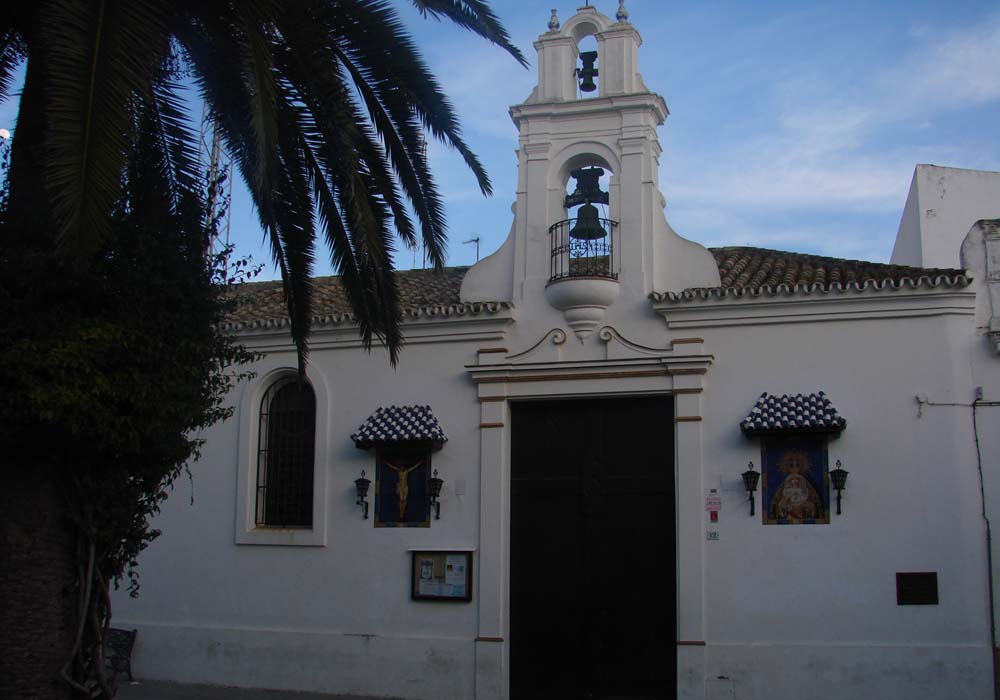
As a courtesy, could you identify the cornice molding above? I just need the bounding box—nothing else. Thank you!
[652,273,972,304]
[467,324,713,390]
[510,92,668,124]
[652,287,975,330]
[221,300,512,333]
[232,306,515,352]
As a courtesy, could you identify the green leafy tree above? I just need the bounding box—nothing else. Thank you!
[0,1,523,698]
[0,105,259,699]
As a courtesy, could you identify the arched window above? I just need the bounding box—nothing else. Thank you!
[255,377,316,527]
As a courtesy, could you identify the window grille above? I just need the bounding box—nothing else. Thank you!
[256,377,316,527]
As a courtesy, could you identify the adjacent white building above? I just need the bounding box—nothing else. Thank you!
[891,164,1000,270]
[113,6,1000,700]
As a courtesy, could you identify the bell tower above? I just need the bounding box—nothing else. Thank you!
[461,3,720,338]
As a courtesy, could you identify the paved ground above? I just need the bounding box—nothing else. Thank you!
[116,680,398,700]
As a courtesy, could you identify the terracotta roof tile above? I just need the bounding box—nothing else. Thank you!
[222,266,512,331]
[651,247,970,302]
[223,246,971,328]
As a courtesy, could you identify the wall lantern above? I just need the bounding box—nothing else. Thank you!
[355,470,371,519]
[741,461,760,516]
[429,469,444,520]
[830,459,849,515]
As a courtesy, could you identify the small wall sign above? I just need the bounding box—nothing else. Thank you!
[705,488,722,512]
[411,551,473,602]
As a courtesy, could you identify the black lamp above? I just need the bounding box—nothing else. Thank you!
[429,469,444,520]
[742,461,760,516]
[355,470,371,519]
[830,459,849,515]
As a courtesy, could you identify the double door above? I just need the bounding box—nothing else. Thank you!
[510,396,676,700]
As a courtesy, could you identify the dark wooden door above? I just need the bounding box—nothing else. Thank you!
[510,396,676,700]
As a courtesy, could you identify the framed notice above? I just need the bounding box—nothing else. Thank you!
[411,551,472,602]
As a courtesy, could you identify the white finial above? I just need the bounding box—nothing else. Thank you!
[616,0,629,22]
[548,8,560,32]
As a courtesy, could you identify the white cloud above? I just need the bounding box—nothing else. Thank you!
[668,205,892,263]
[892,17,1000,106]
[426,38,535,142]
[662,12,1000,259]
[402,5,1000,268]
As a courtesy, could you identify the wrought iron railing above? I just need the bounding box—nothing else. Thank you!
[548,216,619,282]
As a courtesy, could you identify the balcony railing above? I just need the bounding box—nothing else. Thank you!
[548,216,619,282]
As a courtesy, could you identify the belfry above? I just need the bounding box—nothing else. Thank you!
[461,4,720,339]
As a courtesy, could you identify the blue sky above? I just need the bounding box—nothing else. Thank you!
[3,1,998,280]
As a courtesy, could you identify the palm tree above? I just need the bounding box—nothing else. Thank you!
[1,0,525,366]
[0,2,524,697]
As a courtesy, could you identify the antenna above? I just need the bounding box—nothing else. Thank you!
[463,236,481,262]
[199,103,234,266]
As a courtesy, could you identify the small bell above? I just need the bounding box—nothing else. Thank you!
[578,51,598,93]
[570,203,607,240]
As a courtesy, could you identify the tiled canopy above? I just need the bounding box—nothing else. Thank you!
[740,392,847,435]
[352,405,448,449]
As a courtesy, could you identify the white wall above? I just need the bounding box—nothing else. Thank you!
[891,165,1000,269]
[693,305,990,699]
[113,329,497,698]
[114,287,995,700]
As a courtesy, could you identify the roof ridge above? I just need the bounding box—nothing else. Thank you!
[707,245,964,275]
[232,264,472,291]
[226,246,973,321]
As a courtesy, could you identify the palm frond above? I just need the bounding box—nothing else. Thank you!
[124,100,180,232]
[294,88,402,356]
[149,61,203,223]
[268,13,412,355]
[39,0,171,254]
[339,157,403,362]
[178,0,523,364]
[324,39,448,269]
[272,9,419,252]
[0,28,26,105]
[270,106,318,370]
[234,2,282,212]
[410,0,527,67]
[304,145,374,342]
[321,0,493,197]
[174,15,256,201]
[179,11,312,363]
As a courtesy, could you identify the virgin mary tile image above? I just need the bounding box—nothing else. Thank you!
[761,437,830,525]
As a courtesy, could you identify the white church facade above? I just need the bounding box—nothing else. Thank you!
[113,6,1000,700]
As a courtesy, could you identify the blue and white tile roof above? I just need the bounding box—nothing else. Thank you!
[352,405,448,449]
[740,392,847,434]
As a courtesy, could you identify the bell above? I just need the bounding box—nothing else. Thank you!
[570,203,606,240]
[578,51,598,93]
